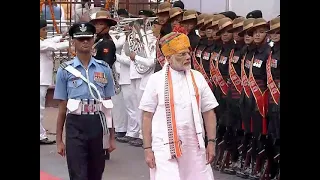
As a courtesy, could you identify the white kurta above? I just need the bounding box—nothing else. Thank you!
[139,67,219,180]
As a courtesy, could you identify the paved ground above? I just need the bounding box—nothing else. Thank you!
[41,108,242,180]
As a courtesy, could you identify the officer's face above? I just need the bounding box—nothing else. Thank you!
[220,25,233,43]
[92,20,110,34]
[270,29,280,43]
[206,27,213,38]
[253,26,268,44]
[167,49,191,71]
[212,26,220,41]
[157,12,170,25]
[232,27,244,42]
[40,27,47,39]
[170,14,183,27]
[244,33,254,44]
[181,19,197,33]
[74,37,94,53]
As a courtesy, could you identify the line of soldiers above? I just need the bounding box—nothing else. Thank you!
[147,2,280,180]
[86,1,280,179]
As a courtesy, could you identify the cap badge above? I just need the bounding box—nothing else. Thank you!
[80,24,87,32]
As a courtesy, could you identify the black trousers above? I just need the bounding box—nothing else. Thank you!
[239,92,253,133]
[66,114,105,180]
[268,103,280,139]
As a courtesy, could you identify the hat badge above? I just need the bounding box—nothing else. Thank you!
[79,24,87,32]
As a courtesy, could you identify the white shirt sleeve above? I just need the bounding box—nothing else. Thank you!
[40,37,69,52]
[116,48,131,65]
[139,74,158,113]
[196,71,219,112]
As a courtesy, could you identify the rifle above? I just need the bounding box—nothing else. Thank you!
[231,129,245,172]
[236,133,253,178]
[219,126,236,174]
[212,125,226,170]
[249,134,272,180]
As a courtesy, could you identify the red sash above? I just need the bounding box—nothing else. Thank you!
[192,50,214,90]
[248,55,268,134]
[266,52,280,105]
[156,41,166,67]
[215,51,229,95]
[209,52,218,86]
[228,49,243,94]
[241,53,251,98]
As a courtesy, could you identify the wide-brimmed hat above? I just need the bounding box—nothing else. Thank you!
[195,13,208,29]
[227,16,245,33]
[200,14,214,31]
[90,11,117,26]
[238,18,255,37]
[266,17,280,33]
[156,2,171,14]
[246,18,269,36]
[180,10,198,23]
[169,7,183,19]
[206,14,226,29]
[216,17,233,36]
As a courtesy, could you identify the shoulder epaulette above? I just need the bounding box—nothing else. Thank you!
[94,59,110,68]
[59,60,73,69]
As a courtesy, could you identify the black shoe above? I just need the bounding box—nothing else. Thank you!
[116,136,134,143]
[104,150,110,160]
[116,132,126,138]
[40,138,56,145]
[129,138,143,147]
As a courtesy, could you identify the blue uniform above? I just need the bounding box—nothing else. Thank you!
[53,57,115,100]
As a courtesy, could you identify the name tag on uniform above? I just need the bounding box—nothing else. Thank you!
[94,72,107,84]
[271,59,278,68]
[219,56,227,64]
[253,59,263,68]
[245,59,251,68]
[232,56,239,63]
[212,52,219,61]
[196,50,202,58]
[202,52,210,60]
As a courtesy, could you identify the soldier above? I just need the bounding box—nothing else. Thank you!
[243,18,272,179]
[194,13,208,38]
[168,7,184,29]
[90,10,117,67]
[219,16,246,174]
[54,22,115,180]
[265,16,280,180]
[90,10,118,160]
[156,1,172,37]
[40,19,69,145]
[199,14,225,92]
[179,10,200,50]
[211,17,235,171]
[235,18,256,178]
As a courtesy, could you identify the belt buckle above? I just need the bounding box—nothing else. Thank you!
[83,104,96,114]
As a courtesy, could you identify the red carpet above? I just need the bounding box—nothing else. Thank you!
[40,171,61,180]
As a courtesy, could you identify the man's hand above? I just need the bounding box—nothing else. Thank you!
[206,142,215,164]
[144,149,156,169]
[108,138,116,153]
[57,141,66,157]
[129,52,136,61]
